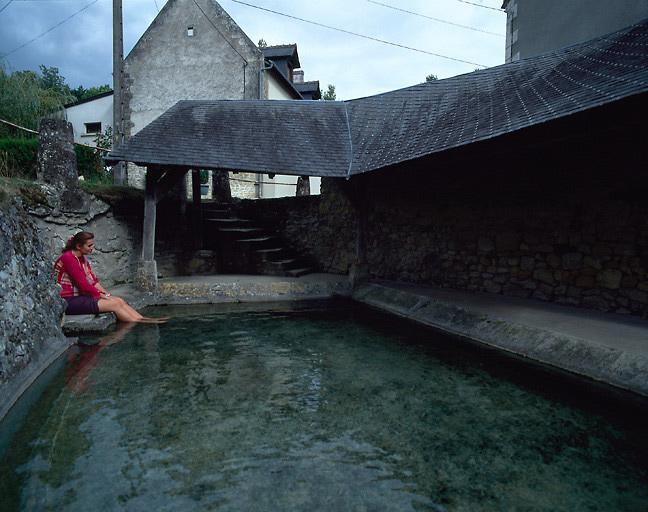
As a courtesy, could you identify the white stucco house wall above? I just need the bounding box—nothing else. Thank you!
[64,91,113,147]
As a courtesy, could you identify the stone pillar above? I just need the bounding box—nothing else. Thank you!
[296,176,310,196]
[191,170,203,249]
[136,168,158,291]
[37,119,77,189]
[136,260,158,292]
[211,170,232,202]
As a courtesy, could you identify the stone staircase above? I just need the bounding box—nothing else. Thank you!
[202,202,314,277]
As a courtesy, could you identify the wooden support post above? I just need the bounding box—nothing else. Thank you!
[191,169,203,249]
[136,167,158,290]
[143,169,157,260]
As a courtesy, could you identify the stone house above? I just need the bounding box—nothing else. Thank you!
[503,0,648,62]
[65,0,321,198]
[107,19,648,317]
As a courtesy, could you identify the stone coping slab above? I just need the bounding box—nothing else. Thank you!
[353,281,648,398]
[58,274,351,335]
[153,273,351,304]
[62,313,117,336]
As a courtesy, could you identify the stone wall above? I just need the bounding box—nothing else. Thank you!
[239,142,648,316]
[229,172,258,199]
[22,185,219,287]
[27,185,142,287]
[238,178,355,274]
[0,196,67,390]
[358,176,648,316]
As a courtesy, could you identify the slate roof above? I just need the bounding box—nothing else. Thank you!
[107,19,648,177]
[262,44,300,69]
[295,80,321,100]
[109,100,351,177]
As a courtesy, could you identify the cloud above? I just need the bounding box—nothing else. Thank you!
[0,0,506,98]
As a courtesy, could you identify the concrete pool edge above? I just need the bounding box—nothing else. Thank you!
[0,335,75,423]
[352,282,648,398]
[153,273,352,304]
[61,273,353,334]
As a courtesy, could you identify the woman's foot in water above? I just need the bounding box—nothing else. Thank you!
[137,318,169,324]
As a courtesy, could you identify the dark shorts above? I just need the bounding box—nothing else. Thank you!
[65,296,100,315]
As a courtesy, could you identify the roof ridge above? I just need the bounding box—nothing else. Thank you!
[343,102,354,179]
[263,43,297,49]
[107,18,648,180]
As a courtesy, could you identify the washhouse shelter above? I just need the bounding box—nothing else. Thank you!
[107,19,648,299]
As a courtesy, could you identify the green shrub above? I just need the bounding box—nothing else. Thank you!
[75,145,112,184]
[0,136,112,184]
[0,137,38,179]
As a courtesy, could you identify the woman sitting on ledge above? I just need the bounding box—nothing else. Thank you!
[55,231,166,323]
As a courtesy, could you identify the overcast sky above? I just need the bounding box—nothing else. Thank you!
[0,0,506,100]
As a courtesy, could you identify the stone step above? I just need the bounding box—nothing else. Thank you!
[285,267,312,277]
[218,227,263,233]
[238,236,276,243]
[202,208,231,215]
[205,218,252,223]
[255,247,284,254]
[268,258,297,266]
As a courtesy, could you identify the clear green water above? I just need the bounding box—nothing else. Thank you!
[1,300,647,512]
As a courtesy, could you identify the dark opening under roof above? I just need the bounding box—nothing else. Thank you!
[107,18,648,177]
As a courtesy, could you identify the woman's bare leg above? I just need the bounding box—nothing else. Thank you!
[98,297,167,323]
[112,297,145,320]
[98,297,142,322]
[110,296,170,321]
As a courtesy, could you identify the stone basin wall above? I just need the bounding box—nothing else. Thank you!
[0,196,67,391]
[358,181,648,316]
[241,151,648,317]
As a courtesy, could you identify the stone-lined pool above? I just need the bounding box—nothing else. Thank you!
[1,300,647,511]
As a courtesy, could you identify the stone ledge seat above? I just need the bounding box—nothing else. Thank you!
[62,313,117,336]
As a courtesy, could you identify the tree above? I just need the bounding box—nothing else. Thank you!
[0,64,111,131]
[70,84,112,102]
[321,84,336,101]
[0,68,42,131]
[257,38,268,49]
[425,73,438,82]
[38,65,72,97]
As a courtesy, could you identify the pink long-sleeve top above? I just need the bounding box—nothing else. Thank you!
[54,251,101,299]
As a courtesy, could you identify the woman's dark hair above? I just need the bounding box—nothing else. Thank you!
[62,231,94,253]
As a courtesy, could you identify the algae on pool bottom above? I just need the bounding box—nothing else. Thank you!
[1,301,647,511]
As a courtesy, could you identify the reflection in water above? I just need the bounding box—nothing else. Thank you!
[65,322,137,394]
[1,302,647,512]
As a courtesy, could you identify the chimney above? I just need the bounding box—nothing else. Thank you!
[293,69,304,83]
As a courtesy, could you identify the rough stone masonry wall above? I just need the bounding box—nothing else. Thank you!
[0,196,67,389]
[361,181,648,316]
[27,188,219,285]
[238,178,356,274]
[240,153,648,317]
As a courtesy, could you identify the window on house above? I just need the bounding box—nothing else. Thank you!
[84,122,101,134]
[187,26,194,37]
